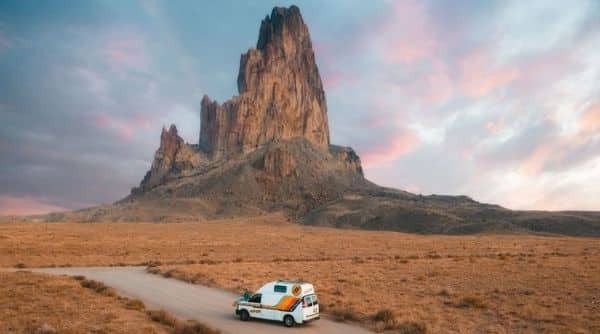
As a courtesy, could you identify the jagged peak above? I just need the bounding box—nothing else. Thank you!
[162,124,178,136]
[256,5,307,51]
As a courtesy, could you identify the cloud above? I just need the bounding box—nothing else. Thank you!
[361,130,419,168]
[458,47,520,97]
[0,195,68,216]
[377,0,437,64]
[0,30,10,53]
[579,102,600,135]
[101,30,149,72]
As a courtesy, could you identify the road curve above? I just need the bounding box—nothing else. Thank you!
[25,266,373,334]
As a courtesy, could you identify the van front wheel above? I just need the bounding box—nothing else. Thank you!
[283,315,295,327]
[239,309,250,321]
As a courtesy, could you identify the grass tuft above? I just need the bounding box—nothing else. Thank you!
[80,279,116,297]
[147,309,220,334]
[125,298,146,311]
[329,307,360,322]
[372,308,395,323]
[395,321,428,334]
[455,296,486,309]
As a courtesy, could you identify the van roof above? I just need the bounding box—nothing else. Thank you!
[276,279,305,284]
[258,281,315,296]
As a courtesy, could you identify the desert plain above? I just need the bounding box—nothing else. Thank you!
[1,213,598,334]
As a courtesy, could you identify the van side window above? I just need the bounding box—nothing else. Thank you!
[274,285,287,293]
[303,295,314,307]
[248,293,262,303]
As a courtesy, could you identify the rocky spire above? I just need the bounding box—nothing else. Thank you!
[199,5,330,159]
[133,124,202,193]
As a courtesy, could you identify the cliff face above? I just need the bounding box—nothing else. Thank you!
[199,6,330,159]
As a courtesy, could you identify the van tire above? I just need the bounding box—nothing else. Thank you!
[239,310,250,321]
[283,315,295,327]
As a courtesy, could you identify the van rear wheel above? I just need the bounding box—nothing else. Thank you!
[239,309,250,321]
[283,315,295,327]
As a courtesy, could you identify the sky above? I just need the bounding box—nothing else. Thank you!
[0,0,599,215]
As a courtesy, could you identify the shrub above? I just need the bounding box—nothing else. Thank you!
[147,309,178,327]
[174,321,221,334]
[455,296,486,309]
[125,298,146,311]
[146,267,161,275]
[32,323,56,334]
[147,310,220,334]
[396,321,428,334]
[14,263,26,269]
[72,275,86,281]
[372,308,395,323]
[437,288,452,297]
[146,260,162,267]
[371,309,427,333]
[329,307,359,322]
[80,279,116,297]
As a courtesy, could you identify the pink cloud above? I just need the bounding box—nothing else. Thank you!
[403,58,454,105]
[518,105,598,176]
[91,114,136,140]
[0,195,68,216]
[362,130,419,168]
[579,102,600,135]
[404,184,421,193]
[380,0,437,64]
[102,31,149,72]
[520,145,556,175]
[485,119,504,134]
[322,71,344,90]
[458,48,520,98]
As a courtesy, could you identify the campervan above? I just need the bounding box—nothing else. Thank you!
[234,280,320,327]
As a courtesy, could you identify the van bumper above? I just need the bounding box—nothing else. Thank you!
[303,315,320,323]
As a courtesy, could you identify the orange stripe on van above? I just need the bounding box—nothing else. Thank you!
[275,296,299,311]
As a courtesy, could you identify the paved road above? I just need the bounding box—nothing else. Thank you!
[26,266,373,334]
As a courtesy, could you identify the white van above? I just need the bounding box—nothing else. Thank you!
[234,280,320,327]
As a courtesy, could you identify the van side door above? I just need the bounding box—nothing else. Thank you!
[246,293,269,320]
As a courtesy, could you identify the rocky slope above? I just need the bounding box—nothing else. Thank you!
[43,6,599,236]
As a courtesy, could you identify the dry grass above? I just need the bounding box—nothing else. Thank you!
[0,271,170,333]
[454,296,486,309]
[329,307,361,322]
[80,278,117,297]
[0,270,218,334]
[1,214,599,333]
[147,310,221,334]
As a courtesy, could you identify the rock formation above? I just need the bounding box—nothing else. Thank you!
[133,125,203,193]
[134,5,360,194]
[199,5,329,159]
